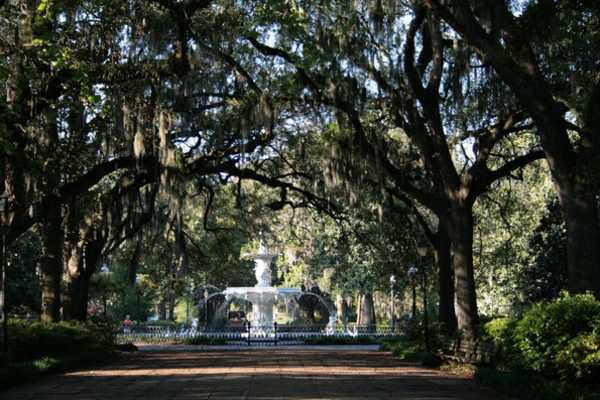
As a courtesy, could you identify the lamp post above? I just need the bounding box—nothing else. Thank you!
[0,193,9,364]
[417,246,430,353]
[99,264,111,317]
[389,274,396,333]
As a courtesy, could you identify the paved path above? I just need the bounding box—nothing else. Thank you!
[4,348,502,400]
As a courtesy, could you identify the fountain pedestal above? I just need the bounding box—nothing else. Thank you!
[223,242,301,330]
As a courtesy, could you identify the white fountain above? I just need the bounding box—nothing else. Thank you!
[222,241,302,328]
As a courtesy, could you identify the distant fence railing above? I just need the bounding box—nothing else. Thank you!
[116,323,401,345]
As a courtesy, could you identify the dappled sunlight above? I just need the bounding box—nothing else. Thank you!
[4,350,495,400]
[66,363,454,378]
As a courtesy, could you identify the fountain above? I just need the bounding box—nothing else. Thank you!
[222,241,303,329]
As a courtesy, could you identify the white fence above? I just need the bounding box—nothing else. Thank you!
[116,323,401,345]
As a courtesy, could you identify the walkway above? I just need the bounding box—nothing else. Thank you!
[4,348,502,400]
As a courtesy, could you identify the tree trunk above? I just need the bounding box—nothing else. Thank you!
[335,294,348,325]
[424,3,600,297]
[63,273,87,321]
[435,224,457,333]
[449,205,479,338]
[168,297,176,321]
[128,239,141,286]
[157,300,167,320]
[40,202,63,322]
[560,180,600,296]
[62,245,83,321]
[359,293,376,329]
[536,122,600,297]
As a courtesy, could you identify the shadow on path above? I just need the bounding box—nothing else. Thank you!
[3,349,502,400]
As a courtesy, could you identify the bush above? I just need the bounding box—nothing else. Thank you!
[482,317,513,344]
[137,320,180,327]
[4,319,115,363]
[114,342,138,352]
[481,317,518,366]
[183,336,227,345]
[555,332,600,382]
[0,351,114,390]
[303,336,378,345]
[511,292,600,382]
[475,367,600,400]
[380,337,442,366]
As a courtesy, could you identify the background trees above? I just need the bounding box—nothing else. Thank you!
[0,0,596,343]
[423,0,600,297]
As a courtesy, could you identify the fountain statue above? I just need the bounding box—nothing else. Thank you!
[222,240,303,329]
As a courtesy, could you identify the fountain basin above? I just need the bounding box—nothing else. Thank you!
[223,287,302,327]
[223,287,302,300]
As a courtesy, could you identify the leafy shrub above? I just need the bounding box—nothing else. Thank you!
[183,336,227,345]
[114,342,138,352]
[0,351,114,390]
[481,317,519,366]
[303,336,378,345]
[511,292,600,382]
[482,317,513,344]
[555,332,600,382]
[137,320,180,327]
[5,319,115,363]
[475,367,600,400]
[380,337,435,364]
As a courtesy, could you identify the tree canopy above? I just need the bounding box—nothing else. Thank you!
[1,0,598,340]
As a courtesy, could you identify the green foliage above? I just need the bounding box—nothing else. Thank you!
[5,319,115,363]
[512,292,600,381]
[484,293,600,383]
[0,319,115,390]
[474,295,600,398]
[481,317,513,345]
[518,199,568,303]
[137,320,180,327]
[182,336,228,346]
[481,317,520,367]
[0,352,114,391]
[475,367,600,400]
[380,337,441,366]
[555,332,600,382]
[302,336,378,345]
[6,231,42,316]
[473,160,554,316]
[114,343,138,352]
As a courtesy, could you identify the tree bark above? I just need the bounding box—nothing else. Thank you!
[62,246,83,321]
[40,202,62,322]
[359,293,376,330]
[434,224,457,333]
[561,182,600,295]
[335,294,348,325]
[62,239,101,321]
[157,300,167,320]
[168,298,176,321]
[448,205,478,338]
[128,239,141,287]
[424,0,600,297]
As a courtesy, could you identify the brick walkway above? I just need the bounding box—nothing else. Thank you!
[4,348,502,399]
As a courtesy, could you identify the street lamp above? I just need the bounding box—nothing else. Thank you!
[389,274,396,333]
[0,193,9,364]
[99,264,111,317]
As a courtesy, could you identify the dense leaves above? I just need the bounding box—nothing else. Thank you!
[483,293,600,383]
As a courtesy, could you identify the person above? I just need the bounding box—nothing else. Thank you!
[123,315,133,333]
